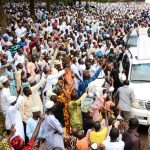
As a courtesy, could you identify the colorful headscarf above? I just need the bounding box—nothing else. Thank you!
[11,136,24,149]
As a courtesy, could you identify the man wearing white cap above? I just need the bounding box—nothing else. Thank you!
[43,100,64,150]
[7,89,24,140]
[26,106,44,140]
[0,76,11,115]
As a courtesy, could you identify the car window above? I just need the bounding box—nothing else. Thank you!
[128,36,137,46]
[131,63,150,82]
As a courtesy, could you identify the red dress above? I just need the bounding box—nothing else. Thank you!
[23,140,35,150]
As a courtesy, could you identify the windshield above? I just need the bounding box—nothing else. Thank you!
[131,63,150,82]
[127,36,137,46]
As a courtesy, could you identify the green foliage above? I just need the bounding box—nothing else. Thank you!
[95,0,114,2]
[67,0,73,5]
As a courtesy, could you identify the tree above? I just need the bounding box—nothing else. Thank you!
[0,0,7,33]
[64,0,68,5]
[30,0,36,22]
[46,0,51,12]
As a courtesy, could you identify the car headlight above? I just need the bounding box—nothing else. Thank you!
[145,101,150,110]
[132,100,146,110]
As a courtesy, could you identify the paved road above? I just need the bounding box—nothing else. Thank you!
[138,125,149,150]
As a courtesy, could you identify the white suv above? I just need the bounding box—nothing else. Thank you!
[120,35,150,125]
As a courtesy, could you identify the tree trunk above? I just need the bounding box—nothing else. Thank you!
[46,0,51,12]
[0,0,7,33]
[64,0,68,5]
[30,0,36,22]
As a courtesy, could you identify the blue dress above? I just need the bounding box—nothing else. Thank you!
[6,71,17,96]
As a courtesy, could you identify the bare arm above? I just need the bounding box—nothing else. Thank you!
[136,28,139,37]
[104,111,108,127]
[114,91,119,106]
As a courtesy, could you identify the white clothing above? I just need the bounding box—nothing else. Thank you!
[78,64,86,76]
[15,28,22,38]
[26,118,44,140]
[14,53,25,67]
[43,114,64,150]
[34,74,41,83]
[43,70,65,92]
[88,79,105,96]
[105,49,110,55]
[15,27,27,38]
[103,140,125,150]
[90,64,99,76]
[71,64,81,90]
[1,87,11,130]
[1,87,11,114]
[98,69,105,78]
[46,26,53,34]
[38,60,48,70]
[7,96,24,140]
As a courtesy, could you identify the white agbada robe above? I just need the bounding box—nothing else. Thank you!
[90,64,99,77]
[43,70,65,93]
[26,118,44,140]
[1,87,11,115]
[1,87,11,130]
[71,63,82,90]
[78,64,86,77]
[15,28,22,38]
[43,114,64,150]
[7,96,24,140]
[14,53,25,67]
[15,27,27,38]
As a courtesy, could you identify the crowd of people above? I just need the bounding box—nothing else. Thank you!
[0,1,150,150]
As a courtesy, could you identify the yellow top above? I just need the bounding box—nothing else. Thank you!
[90,127,108,144]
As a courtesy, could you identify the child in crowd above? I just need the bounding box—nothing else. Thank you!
[76,130,89,150]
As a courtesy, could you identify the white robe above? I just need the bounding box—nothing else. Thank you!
[26,118,44,140]
[43,114,64,150]
[71,64,82,90]
[43,70,65,93]
[7,96,24,141]
[1,87,11,130]
[1,87,11,115]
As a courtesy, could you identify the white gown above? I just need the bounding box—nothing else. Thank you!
[7,96,25,141]
[1,87,11,130]
[71,64,82,90]
[43,114,64,150]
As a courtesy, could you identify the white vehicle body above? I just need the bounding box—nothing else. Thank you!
[145,0,150,4]
[121,33,150,125]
